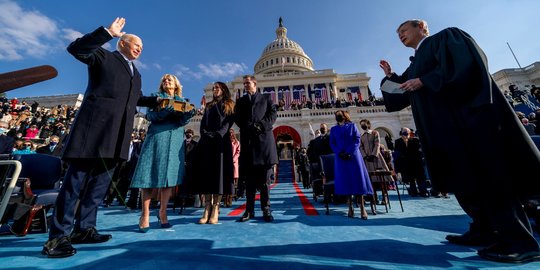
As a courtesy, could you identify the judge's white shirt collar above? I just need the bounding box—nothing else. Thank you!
[416,36,427,50]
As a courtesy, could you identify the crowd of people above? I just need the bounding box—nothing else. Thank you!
[276,95,385,111]
[2,17,539,264]
[0,96,77,157]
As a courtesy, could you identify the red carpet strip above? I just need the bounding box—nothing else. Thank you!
[227,182,279,217]
[293,182,319,216]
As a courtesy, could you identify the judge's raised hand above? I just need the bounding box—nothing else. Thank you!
[379,60,392,77]
[107,17,126,38]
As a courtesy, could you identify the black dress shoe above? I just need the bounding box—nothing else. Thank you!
[445,230,493,246]
[263,210,274,222]
[238,212,254,222]
[478,244,540,263]
[42,236,77,258]
[70,227,112,244]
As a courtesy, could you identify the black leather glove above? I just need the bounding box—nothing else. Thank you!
[250,122,264,135]
[339,152,352,160]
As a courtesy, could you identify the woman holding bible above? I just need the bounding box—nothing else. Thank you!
[130,74,195,232]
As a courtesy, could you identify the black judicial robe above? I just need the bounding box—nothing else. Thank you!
[381,27,540,196]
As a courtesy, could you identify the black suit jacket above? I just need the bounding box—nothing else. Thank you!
[393,137,423,174]
[62,27,157,161]
[0,135,14,155]
[307,134,332,165]
[234,92,278,167]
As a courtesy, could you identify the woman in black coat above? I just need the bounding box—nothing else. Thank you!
[194,82,235,224]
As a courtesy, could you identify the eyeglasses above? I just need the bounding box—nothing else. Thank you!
[23,144,32,146]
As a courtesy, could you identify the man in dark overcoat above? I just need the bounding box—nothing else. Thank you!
[380,19,540,263]
[42,18,158,258]
[393,127,428,197]
[234,75,278,222]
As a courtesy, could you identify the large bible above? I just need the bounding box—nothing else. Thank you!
[159,99,194,112]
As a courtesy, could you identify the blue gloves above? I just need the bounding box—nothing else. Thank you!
[157,105,175,119]
[147,106,174,121]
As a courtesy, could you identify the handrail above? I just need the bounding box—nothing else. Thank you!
[0,160,22,223]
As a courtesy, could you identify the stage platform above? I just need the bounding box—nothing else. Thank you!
[1,181,539,269]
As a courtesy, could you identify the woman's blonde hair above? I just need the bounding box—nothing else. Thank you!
[158,74,183,96]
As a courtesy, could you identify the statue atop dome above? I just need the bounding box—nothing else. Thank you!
[279,17,283,27]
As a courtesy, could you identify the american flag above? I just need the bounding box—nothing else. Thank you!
[348,86,361,101]
[313,84,327,103]
[292,85,304,101]
[293,89,301,100]
[263,87,276,104]
[329,83,335,102]
[284,89,291,109]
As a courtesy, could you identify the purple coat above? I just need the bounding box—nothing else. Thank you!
[330,122,373,195]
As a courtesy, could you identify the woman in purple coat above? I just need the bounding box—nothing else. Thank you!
[329,110,373,219]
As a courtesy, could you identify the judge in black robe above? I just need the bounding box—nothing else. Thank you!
[380,19,540,263]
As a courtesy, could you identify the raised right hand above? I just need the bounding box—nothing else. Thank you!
[379,60,392,77]
[107,17,126,37]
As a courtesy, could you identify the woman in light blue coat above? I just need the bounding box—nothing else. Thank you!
[131,74,195,231]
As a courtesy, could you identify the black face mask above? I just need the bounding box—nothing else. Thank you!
[360,125,368,130]
[402,131,409,136]
[335,115,344,123]
[320,128,327,134]
[186,134,193,139]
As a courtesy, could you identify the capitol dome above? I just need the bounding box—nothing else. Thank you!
[254,18,314,74]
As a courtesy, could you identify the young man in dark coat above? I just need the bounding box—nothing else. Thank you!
[234,75,278,222]
[380,19,540,263]
[42,18,158,258]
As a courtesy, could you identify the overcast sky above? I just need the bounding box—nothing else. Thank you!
[2,0,539,105]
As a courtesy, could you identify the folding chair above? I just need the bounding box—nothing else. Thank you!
[319,154,336,215]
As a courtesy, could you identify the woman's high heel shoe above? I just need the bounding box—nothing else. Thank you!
[361,210,368,220]
[347,205,354,218]
[157,212,172,228]
[139,217,150,233]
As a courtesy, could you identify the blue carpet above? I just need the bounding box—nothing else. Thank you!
[1,181,539,269]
